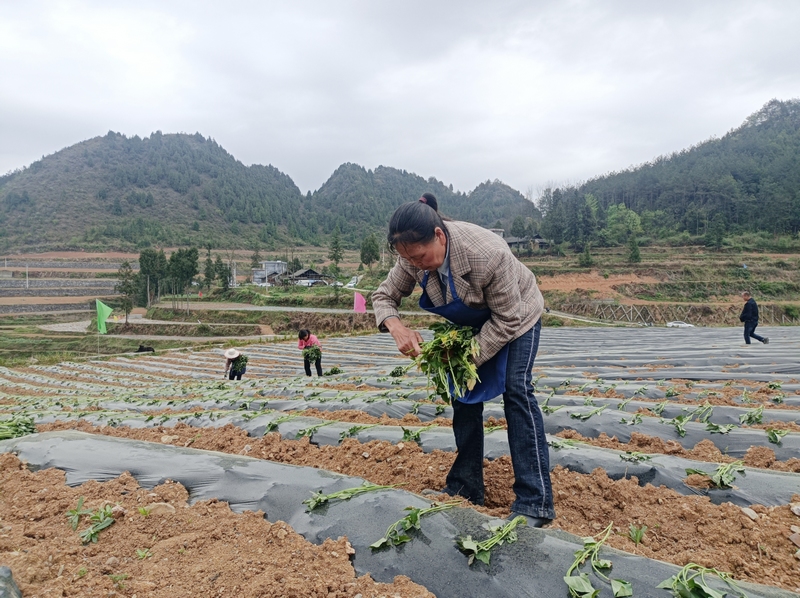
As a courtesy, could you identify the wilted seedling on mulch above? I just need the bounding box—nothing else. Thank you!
[264,413,298,433]
[766,380,782,390]
[304,482,401,512]
[628,524,647,545]
[414,322,480,404]
[295,421,334,439]
[564,522,632,598]
[657,562,748,598]
[766,428,789,445]
[685,460,745,489]
[339,423,377,441]
[705,422,737,434]
[371,501,459,550]
[324,366,344,375]
[771,392,785,404]
[66,497,93,530]
[684,402,714,423]
[619,451,652,463]
[78,504,116,544]
[401,424,438,443]
[617,397,633,410]
[582,396,595,406]
[484,425,505,434]
[0,415,35,439]
[661,414,690,437]
[571,405,607,421]
[542,404,564,415]
[620,413,642,426]
[739,405,764,425]
[548,438,582,450]
[653,400,669,414]
[457,515,526,566]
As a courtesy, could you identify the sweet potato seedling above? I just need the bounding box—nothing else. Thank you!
[685,461,745,489]
[457,515,526,566]
[564,522,632,598]
[657,562,749,597]
[303,482,401,512]
[370,501,459,550]
[766,428,789,444]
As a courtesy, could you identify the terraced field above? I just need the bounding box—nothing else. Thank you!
[1,326,800,597]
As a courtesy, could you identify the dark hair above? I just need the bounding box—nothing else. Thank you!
[387,194,446,249]
[298,329,310,339]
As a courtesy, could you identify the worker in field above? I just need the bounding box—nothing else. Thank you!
[223,348,248,380]
[298,329,323,376]
[372,193,554,528]
[739,291,768,345]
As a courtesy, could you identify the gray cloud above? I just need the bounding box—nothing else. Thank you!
[1,1,798,195]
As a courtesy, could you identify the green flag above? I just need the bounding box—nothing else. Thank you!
[96,299,113,334]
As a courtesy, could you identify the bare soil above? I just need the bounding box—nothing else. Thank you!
[14,420,800,595]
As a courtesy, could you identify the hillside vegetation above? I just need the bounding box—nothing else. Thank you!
[539,99,800,250]
[0,133,536,252]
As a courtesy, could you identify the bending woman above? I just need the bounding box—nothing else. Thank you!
[372,194,555,527]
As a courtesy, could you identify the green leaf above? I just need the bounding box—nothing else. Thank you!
[611,579,633,597]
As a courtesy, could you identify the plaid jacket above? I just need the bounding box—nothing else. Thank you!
[372,220,544,366]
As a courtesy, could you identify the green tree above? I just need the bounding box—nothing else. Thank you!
[214,255,230,291]
[627,235,641,263]
[328,227,343,278]
[168,248,199,312]
[250,245,262,269]
[705,213,726,249]
[578,244,594,268]
[138,248,167,306]
[204,246,215,290]
[360,234,380,270]
[115,261,138,324]
[329,227,343,265]
[510,216,527,238]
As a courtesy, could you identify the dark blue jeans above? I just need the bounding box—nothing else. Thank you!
[743,320,765,344]
[444,320,555,520]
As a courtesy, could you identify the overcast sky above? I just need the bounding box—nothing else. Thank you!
[1,1,799,196]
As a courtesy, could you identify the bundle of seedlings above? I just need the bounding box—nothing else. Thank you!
[302,345,322,362]
[415,322,480,404]
[0,415,35,439]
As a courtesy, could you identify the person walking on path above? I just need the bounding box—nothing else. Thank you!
[371,193,555,528]
[740,291,768,345]
[298,329,323,376]
[224,348,248,380]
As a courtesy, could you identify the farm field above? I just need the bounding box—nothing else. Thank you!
[1,326,800,597]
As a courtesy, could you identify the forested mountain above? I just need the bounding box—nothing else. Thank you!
[540,99,800,248]
[0,132,537,251]
[307,164,539,245]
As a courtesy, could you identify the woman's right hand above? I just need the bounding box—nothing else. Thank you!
[384,318,423,358]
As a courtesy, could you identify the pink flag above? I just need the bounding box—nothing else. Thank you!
[354,292,367,313]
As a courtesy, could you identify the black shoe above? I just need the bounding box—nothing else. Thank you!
[763,338,769,344]
[508,512,552,528]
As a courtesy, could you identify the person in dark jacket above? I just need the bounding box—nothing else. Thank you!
[739,291,768,345]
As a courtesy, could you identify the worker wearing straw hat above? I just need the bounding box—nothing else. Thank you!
[224,348,248,380]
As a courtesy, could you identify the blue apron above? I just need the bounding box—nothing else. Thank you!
[419,269,509,404]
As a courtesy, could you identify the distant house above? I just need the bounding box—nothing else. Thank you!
[504,235,530,251]
[531,234,550,250]
[290,268,324,281]
[488,228,505,238]
[251,260,287,286]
